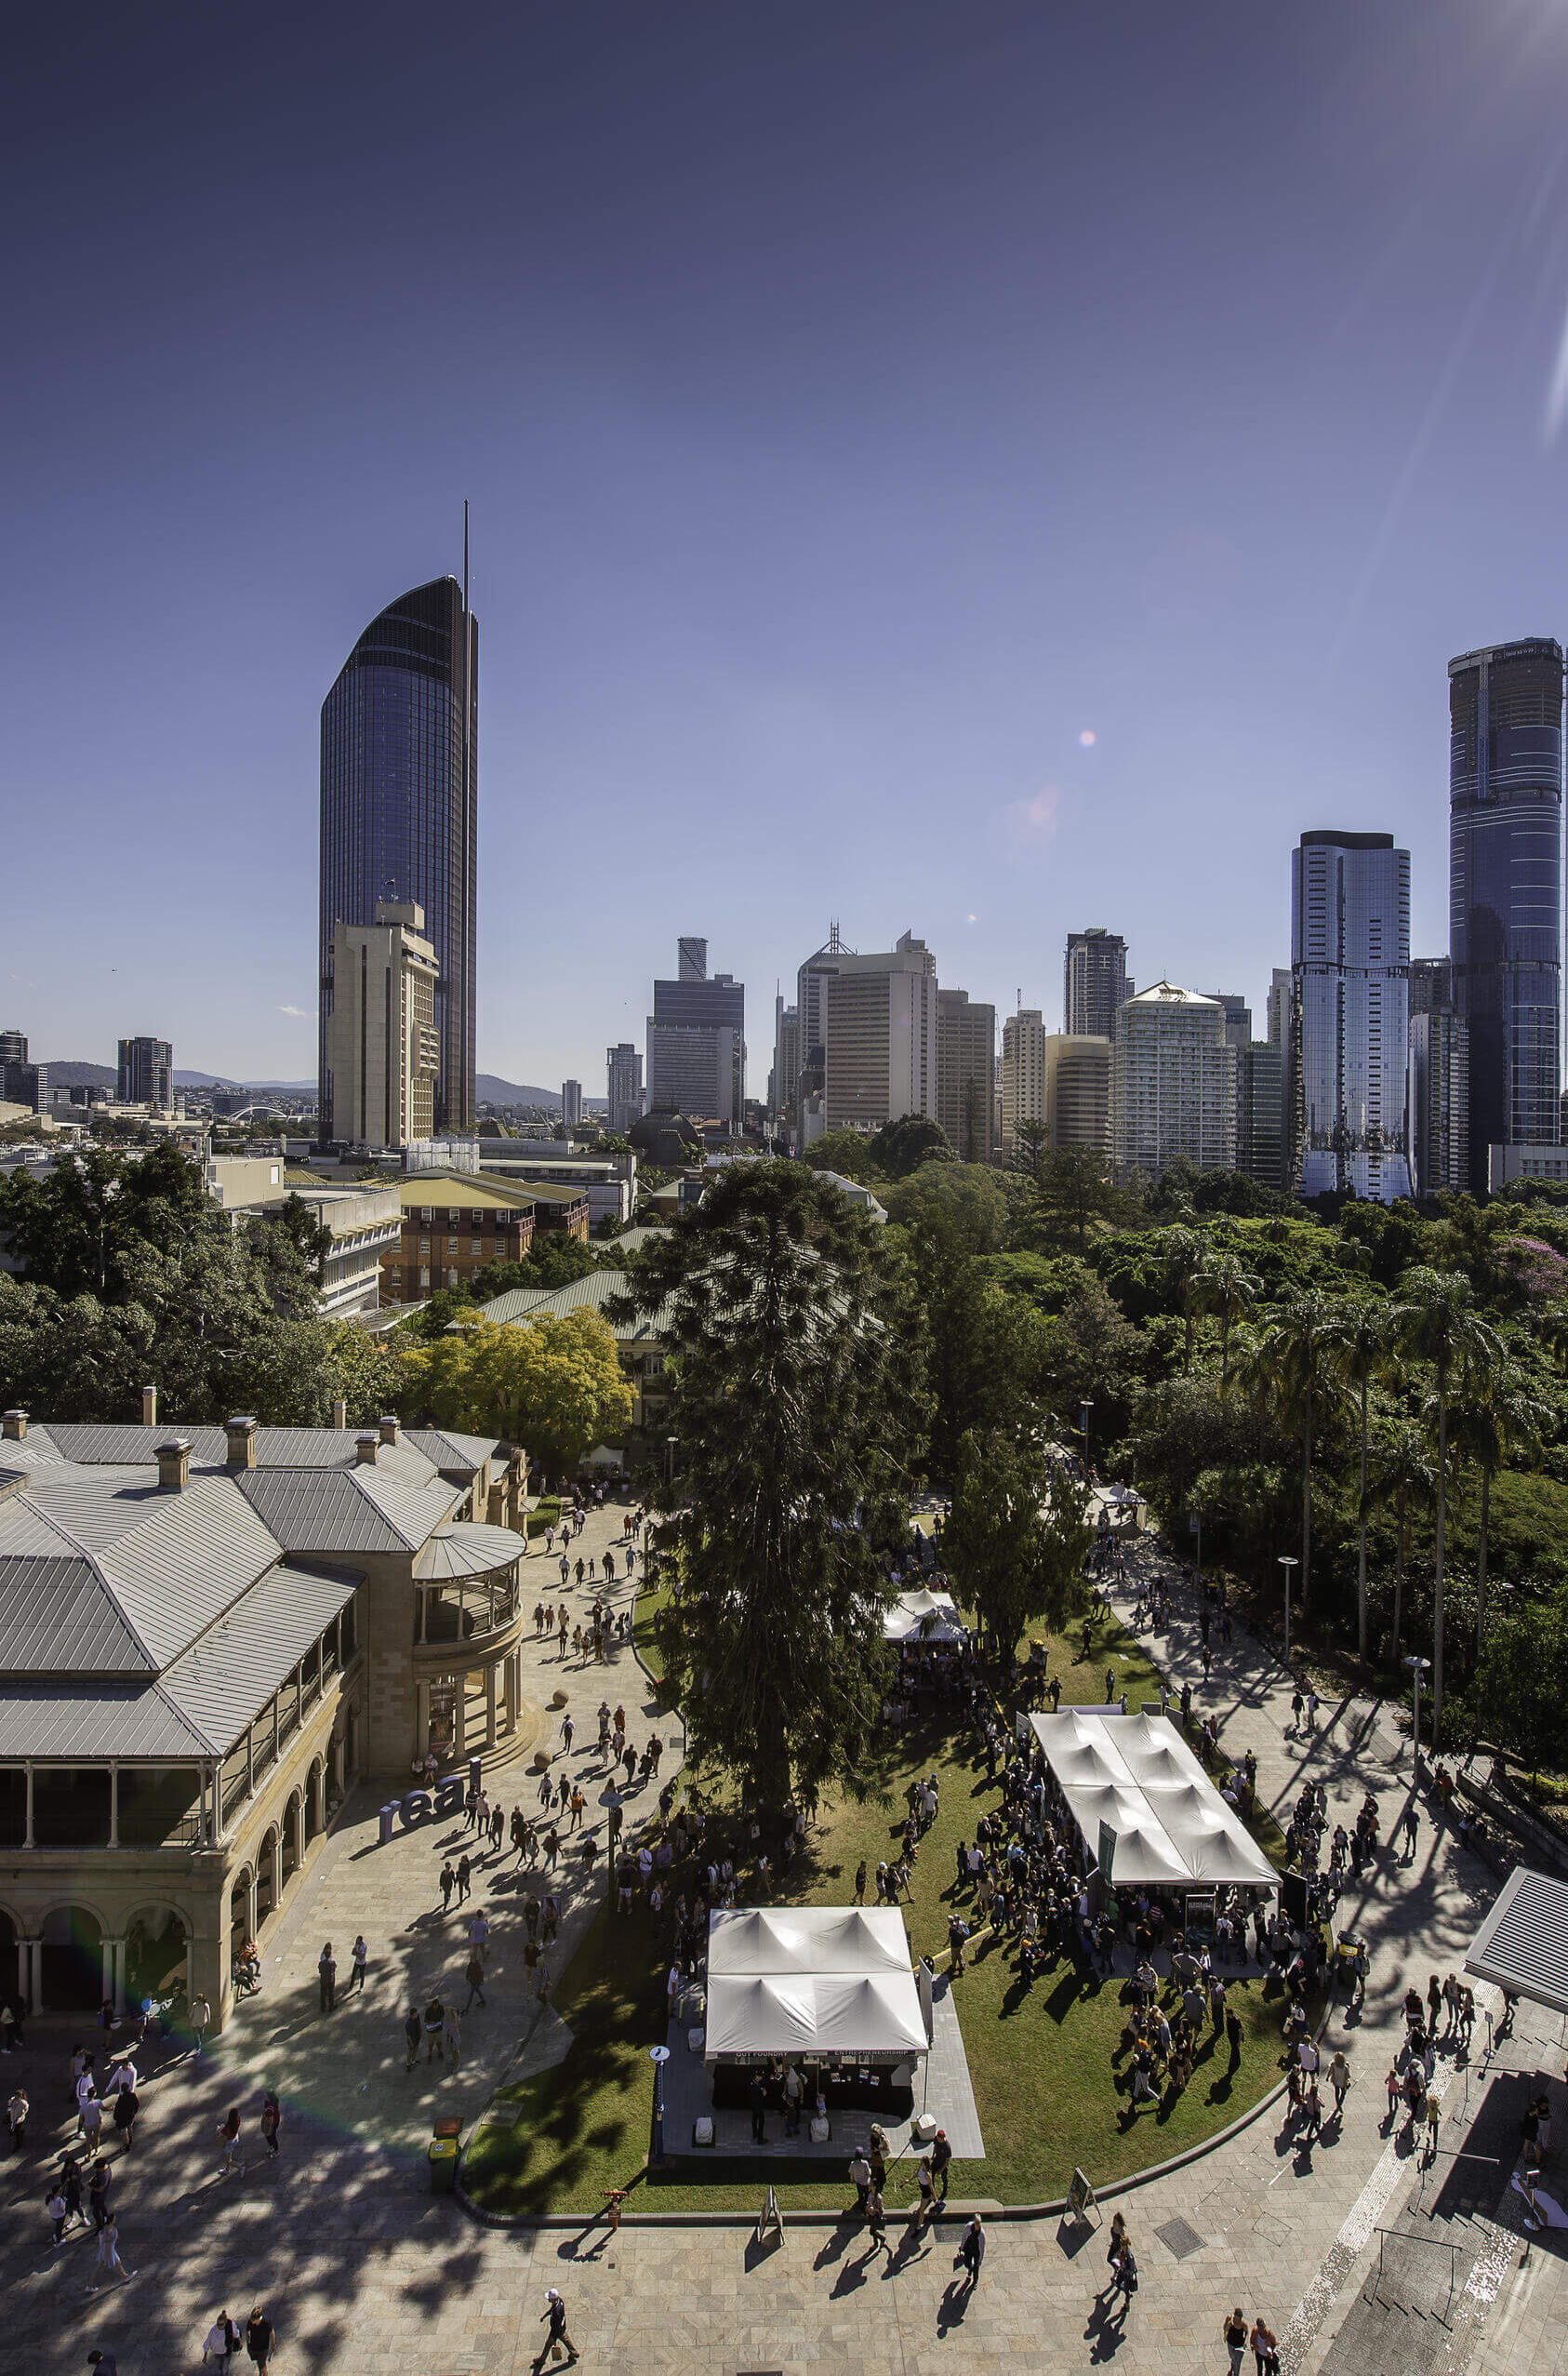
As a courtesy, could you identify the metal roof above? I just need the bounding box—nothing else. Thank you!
[1465,1865,1568,2017]
[0,1552,150,1675]
[161,1562,358,1753]
[404,1427,506,1471]
[477,1268,665,1338]
[237,1467,457,1554]
[0,1679,213,1759]
[41,1422,441,1488]
[0,1469,279,1674]
[412,1522,525,1581]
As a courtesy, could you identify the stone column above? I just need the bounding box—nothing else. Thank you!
[100,1937,114,2007]
[485,1662,498,1751]
[108,1764,119,1848]
[26,1939,42,2016]
[23,1764,33,1849]
[416,1680,430,1763]
[454,1680,467,1761]
[111,1938,126,2018]
[246,1867,258,1944]
[313,1761,327,1836]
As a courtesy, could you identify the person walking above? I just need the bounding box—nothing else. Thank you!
[456,1854,472,1903]
[748,2074,766,2145]
[218,2105,243,2177]
[468,1909,491,1969]
[959,2212,986,2284]
[88,2157,112,2230]
[930,2127,952,2204]
[1328,2050,1351,2113]
[190,1994,211,2055]
[537,2288,577,2368]
[349,1935,368,1994]
[440,1862,455,1914]
[317,1942,336,2013]
[246,2305,275,2367]
[1251,2315,1279,2373]
[1224,2307,1249,2375]
[47,2183,68,2247]
[404,2006,422,2070]
[259,2090,281,2161]
[866,2183,887,2251]
[203,2312,243,2365]
[849,2151,870,2212]
[112,2079,139,2151]
[86,2211,134,2290]
[7,2082,28,2149]
[853,1859,868,1906]
[914,2154,936,2231]
[443,1999,463,2070]
[463,1950,486,2011]
[1403,1804,1420,1860]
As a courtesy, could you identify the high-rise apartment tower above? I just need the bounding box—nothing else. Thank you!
[1290,830,1412,1202]
[1065,929,1129,1039]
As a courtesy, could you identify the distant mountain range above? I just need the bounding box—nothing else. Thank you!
[42,1061,602,1110]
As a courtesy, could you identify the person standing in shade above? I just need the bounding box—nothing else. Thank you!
[47,2183,67,2246]
[440,1862,455,1915]
[748,2073,766,2145]
[7,2083,28,2149]
[317,1943,336,2013]
[463,1950,486,2012]
[404,2006,422,2069]
[246,2305,274,2367]
[218,2106,242,2176]
[349,1936,368,1994]
[259,2090,281,2161]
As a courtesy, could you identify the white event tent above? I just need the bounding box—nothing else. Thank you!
[703,1906,929,2064]
[884,1585,965,1644]
[1027,1710,1276,1893]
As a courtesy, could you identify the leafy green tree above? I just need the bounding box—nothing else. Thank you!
[943,1429,1092,1659]
[1433,1196,1515,1303]
[1163,1226,1211,1373]
[1024,1147,1126,1254]
[1005,1118,1051,1190]
[869,1114,954,1179]
[400,1310,631,1471]
[612,1162,929,1809]
[918,1247,1048,1480]
[1332,1297,1400,1661]
[1448,1360,1546,1655]
[884,1160,1010,1254]
[1474,1601,1568,1786]
[1394,1266,1502,1735]
[801,1129,890,1186]
[1235,1289,1347,1611]
[0,1141,215,1301]
[1196,1248,1261,1388]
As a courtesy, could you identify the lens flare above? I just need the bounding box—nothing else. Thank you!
[1078,729,1096,748]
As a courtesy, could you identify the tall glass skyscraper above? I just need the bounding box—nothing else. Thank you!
[319,576,477,1138]
[1290,830,1412,1202]
[1449,638,1564,1188]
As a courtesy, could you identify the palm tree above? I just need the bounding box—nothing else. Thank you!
[1163,1226,1210,1373]
[1448,1359,1546,1656]
[1365,1420,1436,1663]
[1241,1289,1347,1613]
[1198,1248,1262,1389]
[1393,1266,1502,1739]
[1331,1297,1400,1663]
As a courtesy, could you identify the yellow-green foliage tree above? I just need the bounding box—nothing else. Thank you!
[401,1311,632,1475]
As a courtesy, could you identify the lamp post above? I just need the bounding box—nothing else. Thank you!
[649,2042,670,2164]
[1404,1654,1431,1776]
[1278,1555,1298,1672]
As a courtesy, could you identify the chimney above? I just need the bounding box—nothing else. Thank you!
[378,1413,400,1448]
[354,1433,379,1467]
[2,1408,26,1442]
[156,1438,192,1492]
[331,1396,348,1432]
[141,1384,159,1429]
[225,1414,259,1469]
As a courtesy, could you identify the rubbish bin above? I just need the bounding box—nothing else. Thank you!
[429,2134,459,2196]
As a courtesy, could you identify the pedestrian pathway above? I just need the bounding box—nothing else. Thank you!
[1,1498,1561,2375]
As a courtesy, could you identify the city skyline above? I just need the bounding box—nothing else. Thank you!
[11,7,1568,1082]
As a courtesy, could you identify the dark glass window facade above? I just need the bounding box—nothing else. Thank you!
[1449,639,1563,1189]
[319,577,476,1136]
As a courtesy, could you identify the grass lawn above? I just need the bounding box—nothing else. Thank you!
[632,1578,671,1687]
[464,1604,1306,2218]
[526,1495,564,1539]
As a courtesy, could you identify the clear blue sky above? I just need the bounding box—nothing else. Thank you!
[8,2,1568,1085]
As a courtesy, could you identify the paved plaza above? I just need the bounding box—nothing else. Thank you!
[1,1499,1564,2374]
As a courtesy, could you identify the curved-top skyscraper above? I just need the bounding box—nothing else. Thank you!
[1449,638,1563,1189]
[319,575,477,1138]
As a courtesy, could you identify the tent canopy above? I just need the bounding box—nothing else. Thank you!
[704,1902,926,2063]
[1465,1865,1568,2017]
[884,1585,964,1643]
[1028,1710,1275,1891]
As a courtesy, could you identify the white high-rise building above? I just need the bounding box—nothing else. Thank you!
[1001,1008,1046,1155]
[1291,830,1412,1201]
[1112,982,1237,1180]
[1043,1034,1112,1155]
[562,1079,583,1128]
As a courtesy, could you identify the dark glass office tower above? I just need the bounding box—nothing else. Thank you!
[320,576,477,1136]
[1449,638,1564,1188]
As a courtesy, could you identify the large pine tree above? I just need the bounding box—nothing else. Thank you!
[615,1162,928,1811]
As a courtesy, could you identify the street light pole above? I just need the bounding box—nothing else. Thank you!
[1404,1654,1431,1776]
[649,2043,670,2164]
[1278,1555,1299,1672]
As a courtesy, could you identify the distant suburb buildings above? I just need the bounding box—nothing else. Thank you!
[319,574,477,1142]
